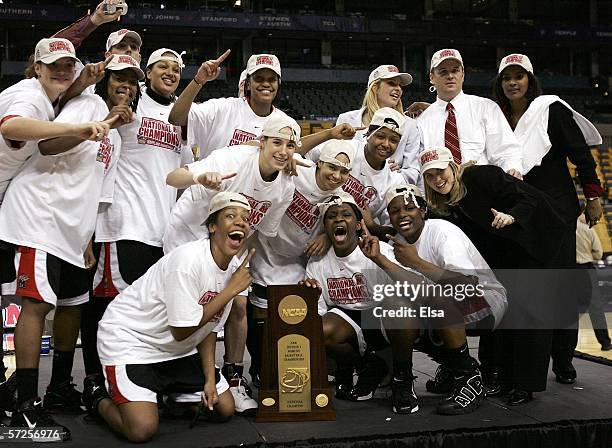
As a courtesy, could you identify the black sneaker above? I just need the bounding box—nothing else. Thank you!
[349,353,388,401]
[391,372,419,414]
[82,373,109,417]
[0,372,17,417]
[43,379,83,412]
[10,398,71,441]
[436,368,484,415]
[334,366,354,401]
[249,369,261,389]
[425,365,453,394]
[482,367,501,396]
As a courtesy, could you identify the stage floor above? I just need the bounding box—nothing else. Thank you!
[3,339,610,448]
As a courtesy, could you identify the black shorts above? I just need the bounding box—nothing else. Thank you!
[0,241,16,285]
[12,246,89,306]
[93,240,164,298]
[326,306,388,355]
[103,353,228,405]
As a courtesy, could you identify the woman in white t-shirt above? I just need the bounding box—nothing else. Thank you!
[304,192,425,414]
[0,53,137,436]
[88,48,192,379]
[0,37,110,390]
[335,64,421,184]
[164,114,300,407]
[84,192,254,443]
[385,184,506,415]
[324,107,406,239]
[245,140,355,386]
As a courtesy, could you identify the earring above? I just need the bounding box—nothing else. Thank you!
[429,85,436,93]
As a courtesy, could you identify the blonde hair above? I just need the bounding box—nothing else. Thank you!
[361,79,404,125]
[424,161,476,213]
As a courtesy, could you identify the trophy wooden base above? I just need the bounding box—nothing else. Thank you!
[255,285,336,422]
[256,387,336,422]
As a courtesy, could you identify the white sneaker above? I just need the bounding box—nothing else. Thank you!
[229,379,257,415]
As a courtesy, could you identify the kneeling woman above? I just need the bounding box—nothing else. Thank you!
[304,193,426,414]
[385,184,507,413]
[87,193,254,443]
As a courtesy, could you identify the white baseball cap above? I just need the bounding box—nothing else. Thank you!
[245,54,281,78]
[369,107,406,137]
[368,65,413,87]
[498,53,534,74]
[238,69,247,97]
[146,48,185,69]
[106,54,145,80]
[34,38,81,65]
[105,29,143,52]
[318,192,360,217]
[208,192,251,215]
[430,49,463,71]
[419,147,454,173]
[385,184,425,209]
[261,115,301,143]
[319,140,356,170]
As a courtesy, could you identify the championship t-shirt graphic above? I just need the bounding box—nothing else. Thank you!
[137,118,181,153]
[96,137,114,173]
[229,129,257,146]
[342,175,377,209]
[198,291,225,322]
[241,193,272,227]
[285,190,319,234]
[327,273,368,305]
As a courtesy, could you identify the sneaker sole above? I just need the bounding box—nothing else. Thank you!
[355,391,374,401]
[393,404,419,414]
[436,398,484,415]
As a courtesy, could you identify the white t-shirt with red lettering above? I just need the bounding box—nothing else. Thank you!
[95,90,192,247]
[340,143,404,225]
[97,238,237,365]
[306,242,398,313]
[0,78,55,203]
[0,94,119,268]
[163,145,295,253]
[187,97,289,159]
[250,163,340,295]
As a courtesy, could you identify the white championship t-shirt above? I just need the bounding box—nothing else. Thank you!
[97,238,238,365]
[250,162,340,290]
[95,90,192,247]
[306,242,400,313]
[339,142,404,225]
[0,94,120,268]
[187,97,288,159]
[407,219,507,326]
[163,145,295,253]
[0,78,55,203]
[416,91,522,172]
[335,108,421,185]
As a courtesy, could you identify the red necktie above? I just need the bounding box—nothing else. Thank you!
[444,103,461,164]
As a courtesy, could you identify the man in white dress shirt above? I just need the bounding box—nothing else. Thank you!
[417,49,523,179]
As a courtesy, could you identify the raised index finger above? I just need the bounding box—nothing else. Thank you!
[102,54,113,68]
[215,49,231,64]
[353,126,367,131]
[360,219,371,237]
[385,233,405,246]
[240,248,256,268]
[221,172,237,180]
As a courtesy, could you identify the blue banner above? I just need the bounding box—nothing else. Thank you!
[0,5,366,33]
